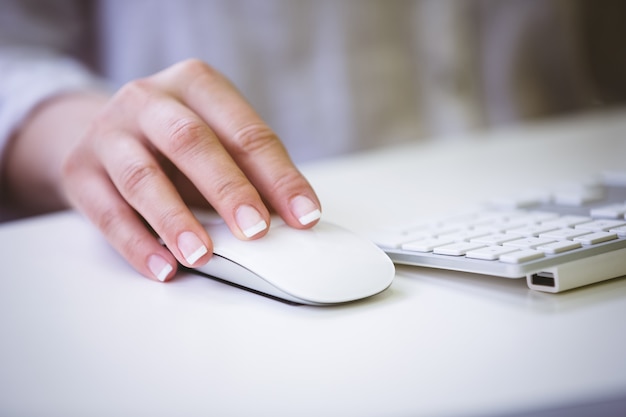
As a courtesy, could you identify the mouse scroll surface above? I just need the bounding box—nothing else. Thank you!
[192,218,395,305]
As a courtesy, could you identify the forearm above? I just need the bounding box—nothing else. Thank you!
[2,92,109,214]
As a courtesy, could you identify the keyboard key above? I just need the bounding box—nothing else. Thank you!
[506,224,559,237]
[591,203,626,219]
[524,211,561,223]
[539,228,592,240]
[500,249,545,264]
[610,225,626,237]
[473,220,527,234]
[466,246,519,260]
[504,237,556,249]
[575,220,626,232]
[471,233,520,245]
[402,238,454,253]
[437,230,491,242]
[552,186,605,206]
[433,242,486,256]
[372,230,434,249]
[537,240,582,254]
[479,209,527,221]
[540,215,592,229]
[428,224,464,236]
[574,231,618,245]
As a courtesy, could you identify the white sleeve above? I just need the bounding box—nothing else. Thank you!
[0,47,107,154]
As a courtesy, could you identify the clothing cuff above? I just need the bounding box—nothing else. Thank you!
[0,50,109,194]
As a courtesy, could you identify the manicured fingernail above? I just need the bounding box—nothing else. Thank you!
[236,205,267,238]
[148,254,173,282]
[177,231,208,265]
[290,195,321,225]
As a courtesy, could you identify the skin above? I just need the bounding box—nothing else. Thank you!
[3,59,321,282]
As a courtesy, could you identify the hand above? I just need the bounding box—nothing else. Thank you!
[18,59,321,281]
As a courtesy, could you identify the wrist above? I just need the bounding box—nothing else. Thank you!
[2,91,109,215]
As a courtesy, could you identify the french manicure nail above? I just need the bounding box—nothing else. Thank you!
[177,231,208,265]
[290,195,321,225]
[148,254,173,282]
[236,205,268,238]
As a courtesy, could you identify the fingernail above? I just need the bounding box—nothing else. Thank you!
[148,254,173,282]
[290,195,321,225]
[177,231,208,265]
[236,205,268,238]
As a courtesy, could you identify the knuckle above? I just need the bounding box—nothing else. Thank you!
[95,207,160,269]
[94,205,125,237]
[212,175,252,203]
[267,169,308,195]
[115,78,154,104]
[119,231,147,260]
[156,59,226,93]
[114,228,155,266]
[61,151,81,182]
[93,207,152,265]
[164,117,210,158]
[180,58,215,75]
[231,123,278,156]
[154,206,188,233]
[97,78,155,126]
[172,59,221,82]
[118,160,160,196]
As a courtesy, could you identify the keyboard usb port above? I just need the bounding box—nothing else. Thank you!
[531,271,555,287]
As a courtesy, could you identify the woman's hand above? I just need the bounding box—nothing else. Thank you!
[6,59,321,281]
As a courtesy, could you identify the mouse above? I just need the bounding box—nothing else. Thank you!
[188,213,395,305]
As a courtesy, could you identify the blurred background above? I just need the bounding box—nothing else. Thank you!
[1,0,626,221]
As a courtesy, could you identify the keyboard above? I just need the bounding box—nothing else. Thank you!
[372,172,626,293]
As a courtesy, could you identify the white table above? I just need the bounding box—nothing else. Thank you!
[2,110,626,416]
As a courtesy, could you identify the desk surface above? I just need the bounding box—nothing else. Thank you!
[2,110,626,417]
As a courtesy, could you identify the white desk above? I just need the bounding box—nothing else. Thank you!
[2,110,626,416]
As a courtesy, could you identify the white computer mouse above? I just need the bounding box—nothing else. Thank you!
[190,215,395,305]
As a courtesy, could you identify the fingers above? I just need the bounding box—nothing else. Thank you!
[95,131,213,268]
[152,60,322,229]
[62,157,179,282]
[61,59,322,284]
[133,92,271,240]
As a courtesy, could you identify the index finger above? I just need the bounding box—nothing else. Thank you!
[153,60,322,228]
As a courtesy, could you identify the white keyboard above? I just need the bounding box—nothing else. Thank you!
[373,173,626,293]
